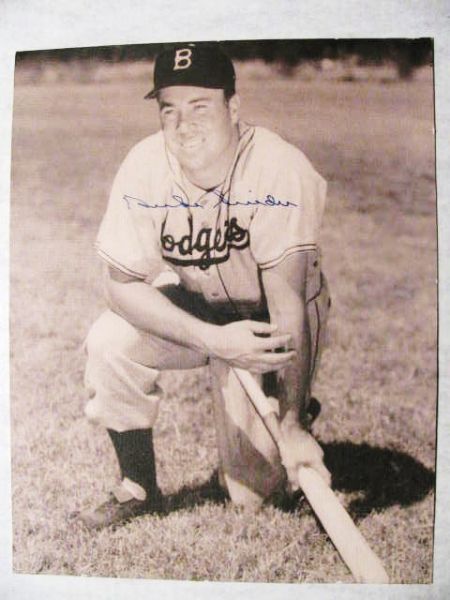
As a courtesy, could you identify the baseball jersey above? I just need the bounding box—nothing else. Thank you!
[96,123,327,318]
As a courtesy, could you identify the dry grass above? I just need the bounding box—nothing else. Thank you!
[10,61,436,583]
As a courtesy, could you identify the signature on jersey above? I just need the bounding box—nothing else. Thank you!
[123,194,204,209]
[212,190,297,208]
[123,192,297,210]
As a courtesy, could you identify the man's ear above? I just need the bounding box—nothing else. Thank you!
[228,94,240,124]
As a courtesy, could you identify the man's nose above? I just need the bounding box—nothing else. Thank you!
[176,109,194,132]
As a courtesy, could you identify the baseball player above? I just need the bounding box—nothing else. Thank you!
[79,43,331,529]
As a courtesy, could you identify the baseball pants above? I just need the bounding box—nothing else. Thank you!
[84,275,330,508]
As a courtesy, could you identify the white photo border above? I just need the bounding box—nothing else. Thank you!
[1,1,448,598]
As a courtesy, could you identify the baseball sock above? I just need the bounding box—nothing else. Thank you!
[107,428,158,502]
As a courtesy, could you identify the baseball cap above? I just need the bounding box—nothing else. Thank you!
[144,43,236,99]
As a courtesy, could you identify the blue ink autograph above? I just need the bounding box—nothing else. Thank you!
[123,191,298,210]
[123,194,203,209]
[212,190,297,208]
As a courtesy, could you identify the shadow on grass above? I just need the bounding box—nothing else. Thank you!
[164,471,228,513]
[322,441,435,520]
[162,442,435,520]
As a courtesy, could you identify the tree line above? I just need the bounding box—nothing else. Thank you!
[17,39,432,79]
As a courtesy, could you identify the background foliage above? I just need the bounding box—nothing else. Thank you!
[16,38,433,80]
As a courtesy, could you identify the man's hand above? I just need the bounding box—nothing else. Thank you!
[277,421,331,491]
[209,320,295,373]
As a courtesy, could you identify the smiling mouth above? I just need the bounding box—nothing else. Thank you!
[180,138,203,150]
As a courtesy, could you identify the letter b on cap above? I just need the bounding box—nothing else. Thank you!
[174,48,192,71]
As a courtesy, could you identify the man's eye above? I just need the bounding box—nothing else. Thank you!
[194,104,208,112]
[161,108,175,118]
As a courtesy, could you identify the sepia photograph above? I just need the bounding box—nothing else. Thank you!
[9,38,436,585]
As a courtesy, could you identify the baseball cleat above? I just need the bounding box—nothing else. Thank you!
[75,486,164,530]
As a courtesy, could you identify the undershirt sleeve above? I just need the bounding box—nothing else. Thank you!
[95,144,164,281]
[249,149,327,270]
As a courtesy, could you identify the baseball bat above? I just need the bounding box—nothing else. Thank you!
[233,367,389,584]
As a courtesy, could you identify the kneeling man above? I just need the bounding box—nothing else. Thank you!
[80,43,331,528]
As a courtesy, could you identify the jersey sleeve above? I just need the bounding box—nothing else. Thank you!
[249,149,327,270]
[95,143,164,281]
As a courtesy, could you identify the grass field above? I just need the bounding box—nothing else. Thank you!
[10,61,437,583]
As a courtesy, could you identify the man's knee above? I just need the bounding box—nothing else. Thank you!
[85,310,140,364]
[83,311,162,431]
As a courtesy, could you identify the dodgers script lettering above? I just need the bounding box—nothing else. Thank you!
[161,215,250,270]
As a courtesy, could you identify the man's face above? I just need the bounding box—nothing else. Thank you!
[158,86,239,185]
